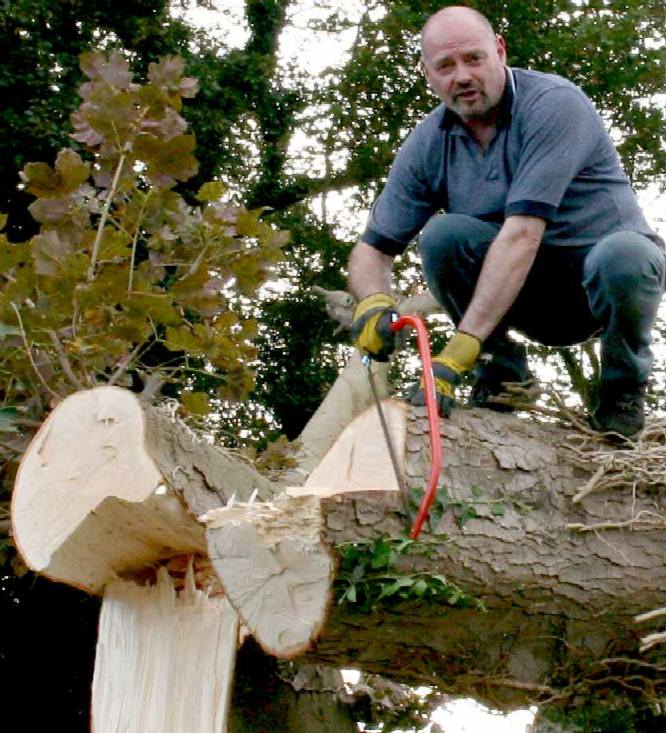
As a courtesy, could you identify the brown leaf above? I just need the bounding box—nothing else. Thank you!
[79,50,132,91]
[54,149,90,193]
[20,162,59,197]
[28,197,70,225]
[31,230,73,276]
[133,133,198,188]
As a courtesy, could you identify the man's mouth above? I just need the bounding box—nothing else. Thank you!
[456,90,480,102]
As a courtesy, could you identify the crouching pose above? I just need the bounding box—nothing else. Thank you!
[349,6,664,437]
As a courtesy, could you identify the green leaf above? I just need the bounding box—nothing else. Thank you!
[0,407,19,433]
[197,181,227,202]
[471,485,484,498]
[413,578,428,597]
[0,323,22,339]
[491,502,506,517]
[456,503,479,527]
[181,391,210,416]
[79,50,132,90]
[28,197,70,224]
[134,134,198,188]
[164,325,205,355]
[21,162,59,197]
[377,577,414,600]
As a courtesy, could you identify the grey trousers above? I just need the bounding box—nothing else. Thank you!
[419,214,665,390]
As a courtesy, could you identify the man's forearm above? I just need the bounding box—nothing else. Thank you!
[459,216,545,341]
[348,241,396,301]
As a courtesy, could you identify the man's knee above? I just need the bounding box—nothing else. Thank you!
[419,214,496,275]
[584,231,665,295]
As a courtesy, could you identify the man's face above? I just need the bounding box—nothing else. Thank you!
[421,16,507,124]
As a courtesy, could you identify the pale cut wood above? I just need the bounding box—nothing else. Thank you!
[202,495,335,658]
[92,564,239,733]
[291,354,390,477]
[287,398,406,498]
[12,386,206,592]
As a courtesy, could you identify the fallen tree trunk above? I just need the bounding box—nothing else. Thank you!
[11,385,666,716]
[204,402,666,710]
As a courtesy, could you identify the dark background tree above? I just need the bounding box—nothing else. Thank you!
[1,0,665,730]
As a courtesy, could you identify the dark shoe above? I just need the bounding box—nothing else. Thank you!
[468,376,536,413]
[589,386,645,438]
[468,338,532,412]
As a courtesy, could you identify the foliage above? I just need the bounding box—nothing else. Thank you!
[3,50,285,394]
[335,536,485,613]
[537,694,666,732]
[0,50,287,527]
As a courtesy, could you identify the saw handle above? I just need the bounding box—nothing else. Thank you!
[390,316,442,539]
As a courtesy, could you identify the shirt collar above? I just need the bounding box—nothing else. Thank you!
[440,67,515,131]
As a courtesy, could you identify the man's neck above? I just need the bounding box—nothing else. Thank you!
[464,113,500,150]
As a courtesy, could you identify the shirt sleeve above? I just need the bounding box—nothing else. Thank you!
[362,127,440,255]
[505,86,600,221]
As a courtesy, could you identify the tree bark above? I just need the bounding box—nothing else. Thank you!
[205,402,666,711]
[11,386,666,718]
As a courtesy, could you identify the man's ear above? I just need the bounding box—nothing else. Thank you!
[496,34,507,63]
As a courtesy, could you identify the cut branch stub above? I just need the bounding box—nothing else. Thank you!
[202,496,335,658]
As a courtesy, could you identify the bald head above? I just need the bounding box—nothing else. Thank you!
[418,6,506,125]
[421,6,496,59]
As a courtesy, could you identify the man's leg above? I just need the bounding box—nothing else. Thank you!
[419,214,531,406]
[582,231,665,435]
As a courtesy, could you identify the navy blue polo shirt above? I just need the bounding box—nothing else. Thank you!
[362,68,659,255]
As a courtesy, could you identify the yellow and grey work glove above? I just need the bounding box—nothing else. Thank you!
[410,331,481,417]
[350,293,399,361]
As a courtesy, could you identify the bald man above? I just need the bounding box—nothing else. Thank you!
[349,6,664,437]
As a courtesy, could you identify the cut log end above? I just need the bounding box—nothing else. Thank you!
[203,496,335,658]
[11,386,205,593]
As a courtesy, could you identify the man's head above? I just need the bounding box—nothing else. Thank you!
[420,6,507,124]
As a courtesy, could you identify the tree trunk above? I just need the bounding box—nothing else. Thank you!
[205,402,666,711]
[11,385,666,720]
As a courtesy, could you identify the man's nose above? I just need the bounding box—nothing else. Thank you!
[453,63,472,85]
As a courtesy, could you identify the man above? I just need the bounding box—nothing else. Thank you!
[349,5,665,437]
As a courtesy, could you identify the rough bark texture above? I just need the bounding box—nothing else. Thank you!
[299,406,666,710]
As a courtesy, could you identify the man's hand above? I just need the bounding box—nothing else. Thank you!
[411,331,481,416]
[350,293,399,361]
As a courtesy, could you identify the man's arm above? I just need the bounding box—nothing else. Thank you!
[458,215,546,341]
[348,240,396,300]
